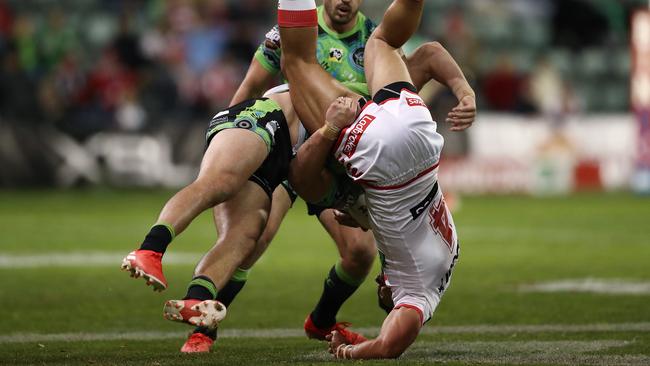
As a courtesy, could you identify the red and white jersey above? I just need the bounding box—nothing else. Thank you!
[333,83,458,323]
[370,171,459,324]
[333,86,444,187]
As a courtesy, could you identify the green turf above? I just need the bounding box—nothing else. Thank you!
[0,190,649,365]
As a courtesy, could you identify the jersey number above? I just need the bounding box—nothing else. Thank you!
[428,197,454,252]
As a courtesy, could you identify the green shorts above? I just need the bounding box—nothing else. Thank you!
[205,98,293,198]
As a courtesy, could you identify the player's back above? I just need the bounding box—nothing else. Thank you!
[333,82,443,189]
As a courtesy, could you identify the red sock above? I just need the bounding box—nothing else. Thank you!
[278,0,317,27]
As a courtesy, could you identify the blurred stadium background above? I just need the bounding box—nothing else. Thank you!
[1,1,649,365]
[1,0,649,193]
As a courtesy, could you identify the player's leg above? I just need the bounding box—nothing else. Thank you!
[305,208,375,344]
[157,129,268,237]
[164,181,270,333]
[183,184,295,353]
[204,184,293,319]
[322,209,375,280]
[329,307,421,359]
[121,129,268,291]
[277,0,359,133]
[364,0,424,96]
[239,183,295,269]
[194,181,270,292]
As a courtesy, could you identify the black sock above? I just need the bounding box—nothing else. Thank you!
[310,264,362,329]
[184,275,217,301]
[139,224,174,254]
[216,278,247,307]
[192,271,248,340]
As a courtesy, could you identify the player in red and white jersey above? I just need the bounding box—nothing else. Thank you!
[277,0,471,359]
[332,86,458,325]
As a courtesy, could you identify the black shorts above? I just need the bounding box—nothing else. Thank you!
[277,179,324,215]
[307,171,364,217]
[307,202,327,217]
[280,180,298,205]
[206,98,292,199]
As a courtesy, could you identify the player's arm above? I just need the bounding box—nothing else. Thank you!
[230,26,282,106]
[289,128,336,203]
[405,42,476,131]
[328,307,422,359]
[230,58,277,105]
[288,97,357,203]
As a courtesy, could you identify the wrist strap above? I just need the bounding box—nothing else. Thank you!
[321,122,341,141]
[335,344,354,359]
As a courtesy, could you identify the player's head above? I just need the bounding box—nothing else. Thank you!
[323,0,362,26]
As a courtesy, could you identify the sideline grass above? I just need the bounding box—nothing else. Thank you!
[0,190,648,365]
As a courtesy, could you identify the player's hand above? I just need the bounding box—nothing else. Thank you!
[326,97,357,130]
[333,210,368,231]
[326,331,349,356]
[446,94,476,131]
[375,274,394,313]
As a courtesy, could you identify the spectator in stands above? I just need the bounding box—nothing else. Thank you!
[482,55,522,112]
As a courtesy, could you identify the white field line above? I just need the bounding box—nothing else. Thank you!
[1,221,645,269]
[520,279,650,295]
[1,322,649,344]
[0,252,202,268]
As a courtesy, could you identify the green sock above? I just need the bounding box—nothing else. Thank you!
[184,275,217,301]
[194,267,251,340]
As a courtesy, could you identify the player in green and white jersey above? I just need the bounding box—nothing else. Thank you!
[250,4,376,97]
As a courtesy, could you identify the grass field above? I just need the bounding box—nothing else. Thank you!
[1,189,649,365]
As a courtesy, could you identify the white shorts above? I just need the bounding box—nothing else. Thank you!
[333,82,459,323]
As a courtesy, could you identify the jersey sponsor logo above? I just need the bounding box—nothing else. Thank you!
[209,110,229,128]
[264,26,281,50]
[438,243,459,294]
[336,154,364,178]
[329,47,344,63]
[352,46,365,68]
[265,120,279,137]
[346,163,363,178]
[342,114,375,158]
[409,182,439,220]
[235,118,254,129]
[265,120,279,144]
[428,197,455,253]
[212,110,229,120]
[406,96,426,108]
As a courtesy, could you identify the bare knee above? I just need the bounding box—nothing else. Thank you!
[195,228,259,275]
[341,233,376,273]
[346,240,375,267]
[239,232,272,269]
[224,229,259,253]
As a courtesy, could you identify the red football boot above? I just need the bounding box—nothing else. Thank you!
[121,250,167,291]
[163,299,227,328]
[180,332,214,353]
[304,315,367,345]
